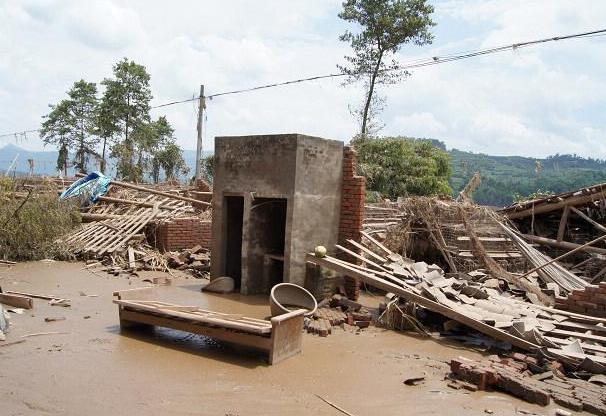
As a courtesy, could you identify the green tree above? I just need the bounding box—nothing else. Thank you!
[68,80,99,172]
[100,58,152,181]
[153,143,189,183]
[199,155,215,184]
[356,136,451,199]
[40,100,71,174]
[128,116,180,183]
[40,80,99,174]
[338,0,435,137]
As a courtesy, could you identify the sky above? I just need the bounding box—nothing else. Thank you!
[0,0,605,158]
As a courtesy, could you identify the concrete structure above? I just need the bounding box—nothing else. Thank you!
[210,134,344,295]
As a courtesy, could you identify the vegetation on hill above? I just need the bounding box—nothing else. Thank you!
[449,149,606,207]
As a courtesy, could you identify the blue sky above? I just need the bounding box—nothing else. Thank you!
[0,0,605,158]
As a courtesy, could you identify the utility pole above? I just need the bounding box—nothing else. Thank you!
[195,84,206,181]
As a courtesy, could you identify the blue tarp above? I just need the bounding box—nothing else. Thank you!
[59,172,111,203]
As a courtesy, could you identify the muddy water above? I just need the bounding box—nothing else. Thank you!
[0,262,577,415]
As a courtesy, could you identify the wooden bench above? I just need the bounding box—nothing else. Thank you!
[113,287,305,365]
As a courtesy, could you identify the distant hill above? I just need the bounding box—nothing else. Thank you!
[449,149,606,207]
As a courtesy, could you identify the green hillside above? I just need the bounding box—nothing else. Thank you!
[449,149,606,207]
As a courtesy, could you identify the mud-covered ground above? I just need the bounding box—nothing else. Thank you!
[0,261,580,415]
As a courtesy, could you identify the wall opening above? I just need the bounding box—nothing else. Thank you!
[248,197,287,294]
[224,196,244,290]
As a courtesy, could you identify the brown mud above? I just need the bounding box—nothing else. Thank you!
[0,261,583,415]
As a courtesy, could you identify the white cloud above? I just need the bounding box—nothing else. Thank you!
[0,0,605,162]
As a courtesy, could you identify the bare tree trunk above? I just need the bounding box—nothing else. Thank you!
[101,137,107,173]
[361,50,383,137]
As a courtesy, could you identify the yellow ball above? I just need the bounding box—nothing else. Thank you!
[314,245,327,258]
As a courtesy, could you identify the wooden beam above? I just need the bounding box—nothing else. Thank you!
[519,232,606,278]
[335,244,390,273]
[521,233,606,255]
[305,253,540,352]
[96,195,189,211]
[0,293,33,309]
[360,231,393,256]
[569,206,606,234]
[346,239,388,264]
[556,206,570,242]
[109,179,210,207]
[504,192,606,220]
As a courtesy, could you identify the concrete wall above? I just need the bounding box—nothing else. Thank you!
[211,134,343,295]
[288,135,343,288]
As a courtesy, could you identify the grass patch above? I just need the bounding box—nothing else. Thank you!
[0,177,81,261]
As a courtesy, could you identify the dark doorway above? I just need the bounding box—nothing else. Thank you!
[224,196,244,289]
[248,198,287,293]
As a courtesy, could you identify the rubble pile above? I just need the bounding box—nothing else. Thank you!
[308,214,606,373]
[501,181,606,284]
[304,294,375,336]
[449,354,606,415]
[61,177,212,278]
[164,245,211,278]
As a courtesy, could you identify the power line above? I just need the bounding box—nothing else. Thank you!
[0,129,40,139]
[154,27,606,104]
[2,28,605,137]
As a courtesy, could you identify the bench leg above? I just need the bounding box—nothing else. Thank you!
[269,313,304,365]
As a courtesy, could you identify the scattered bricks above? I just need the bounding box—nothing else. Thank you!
[557,285,606,318]
[497,373,551,406]
[354,320,370,329]
[583,401,606,416]
[551,393,583,411]
[351,310,372,322]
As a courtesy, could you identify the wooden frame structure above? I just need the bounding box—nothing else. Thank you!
[113,288,305,365]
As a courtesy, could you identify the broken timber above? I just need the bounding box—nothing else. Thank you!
[305,253,539,351]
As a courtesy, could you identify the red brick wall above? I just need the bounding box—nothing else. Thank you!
[155,217,212,252]
[555,283,606,318]
[338,146,366,300]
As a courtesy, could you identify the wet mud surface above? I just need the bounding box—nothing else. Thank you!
[0,261,584,415]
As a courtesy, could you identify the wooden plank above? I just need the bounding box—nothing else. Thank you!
[0,293,33,309]
[269,309,305,365]
[5,290,57,300]
[119,309,272,351]
[360,231,393,256]
[132,301,271,326]
[335,244,390,272]
[557,206,570,242]
[113,287,157,301]
[346,239,388,263]
[115,300,271,334]
[306,253,540,352]
[96,195,195,212]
